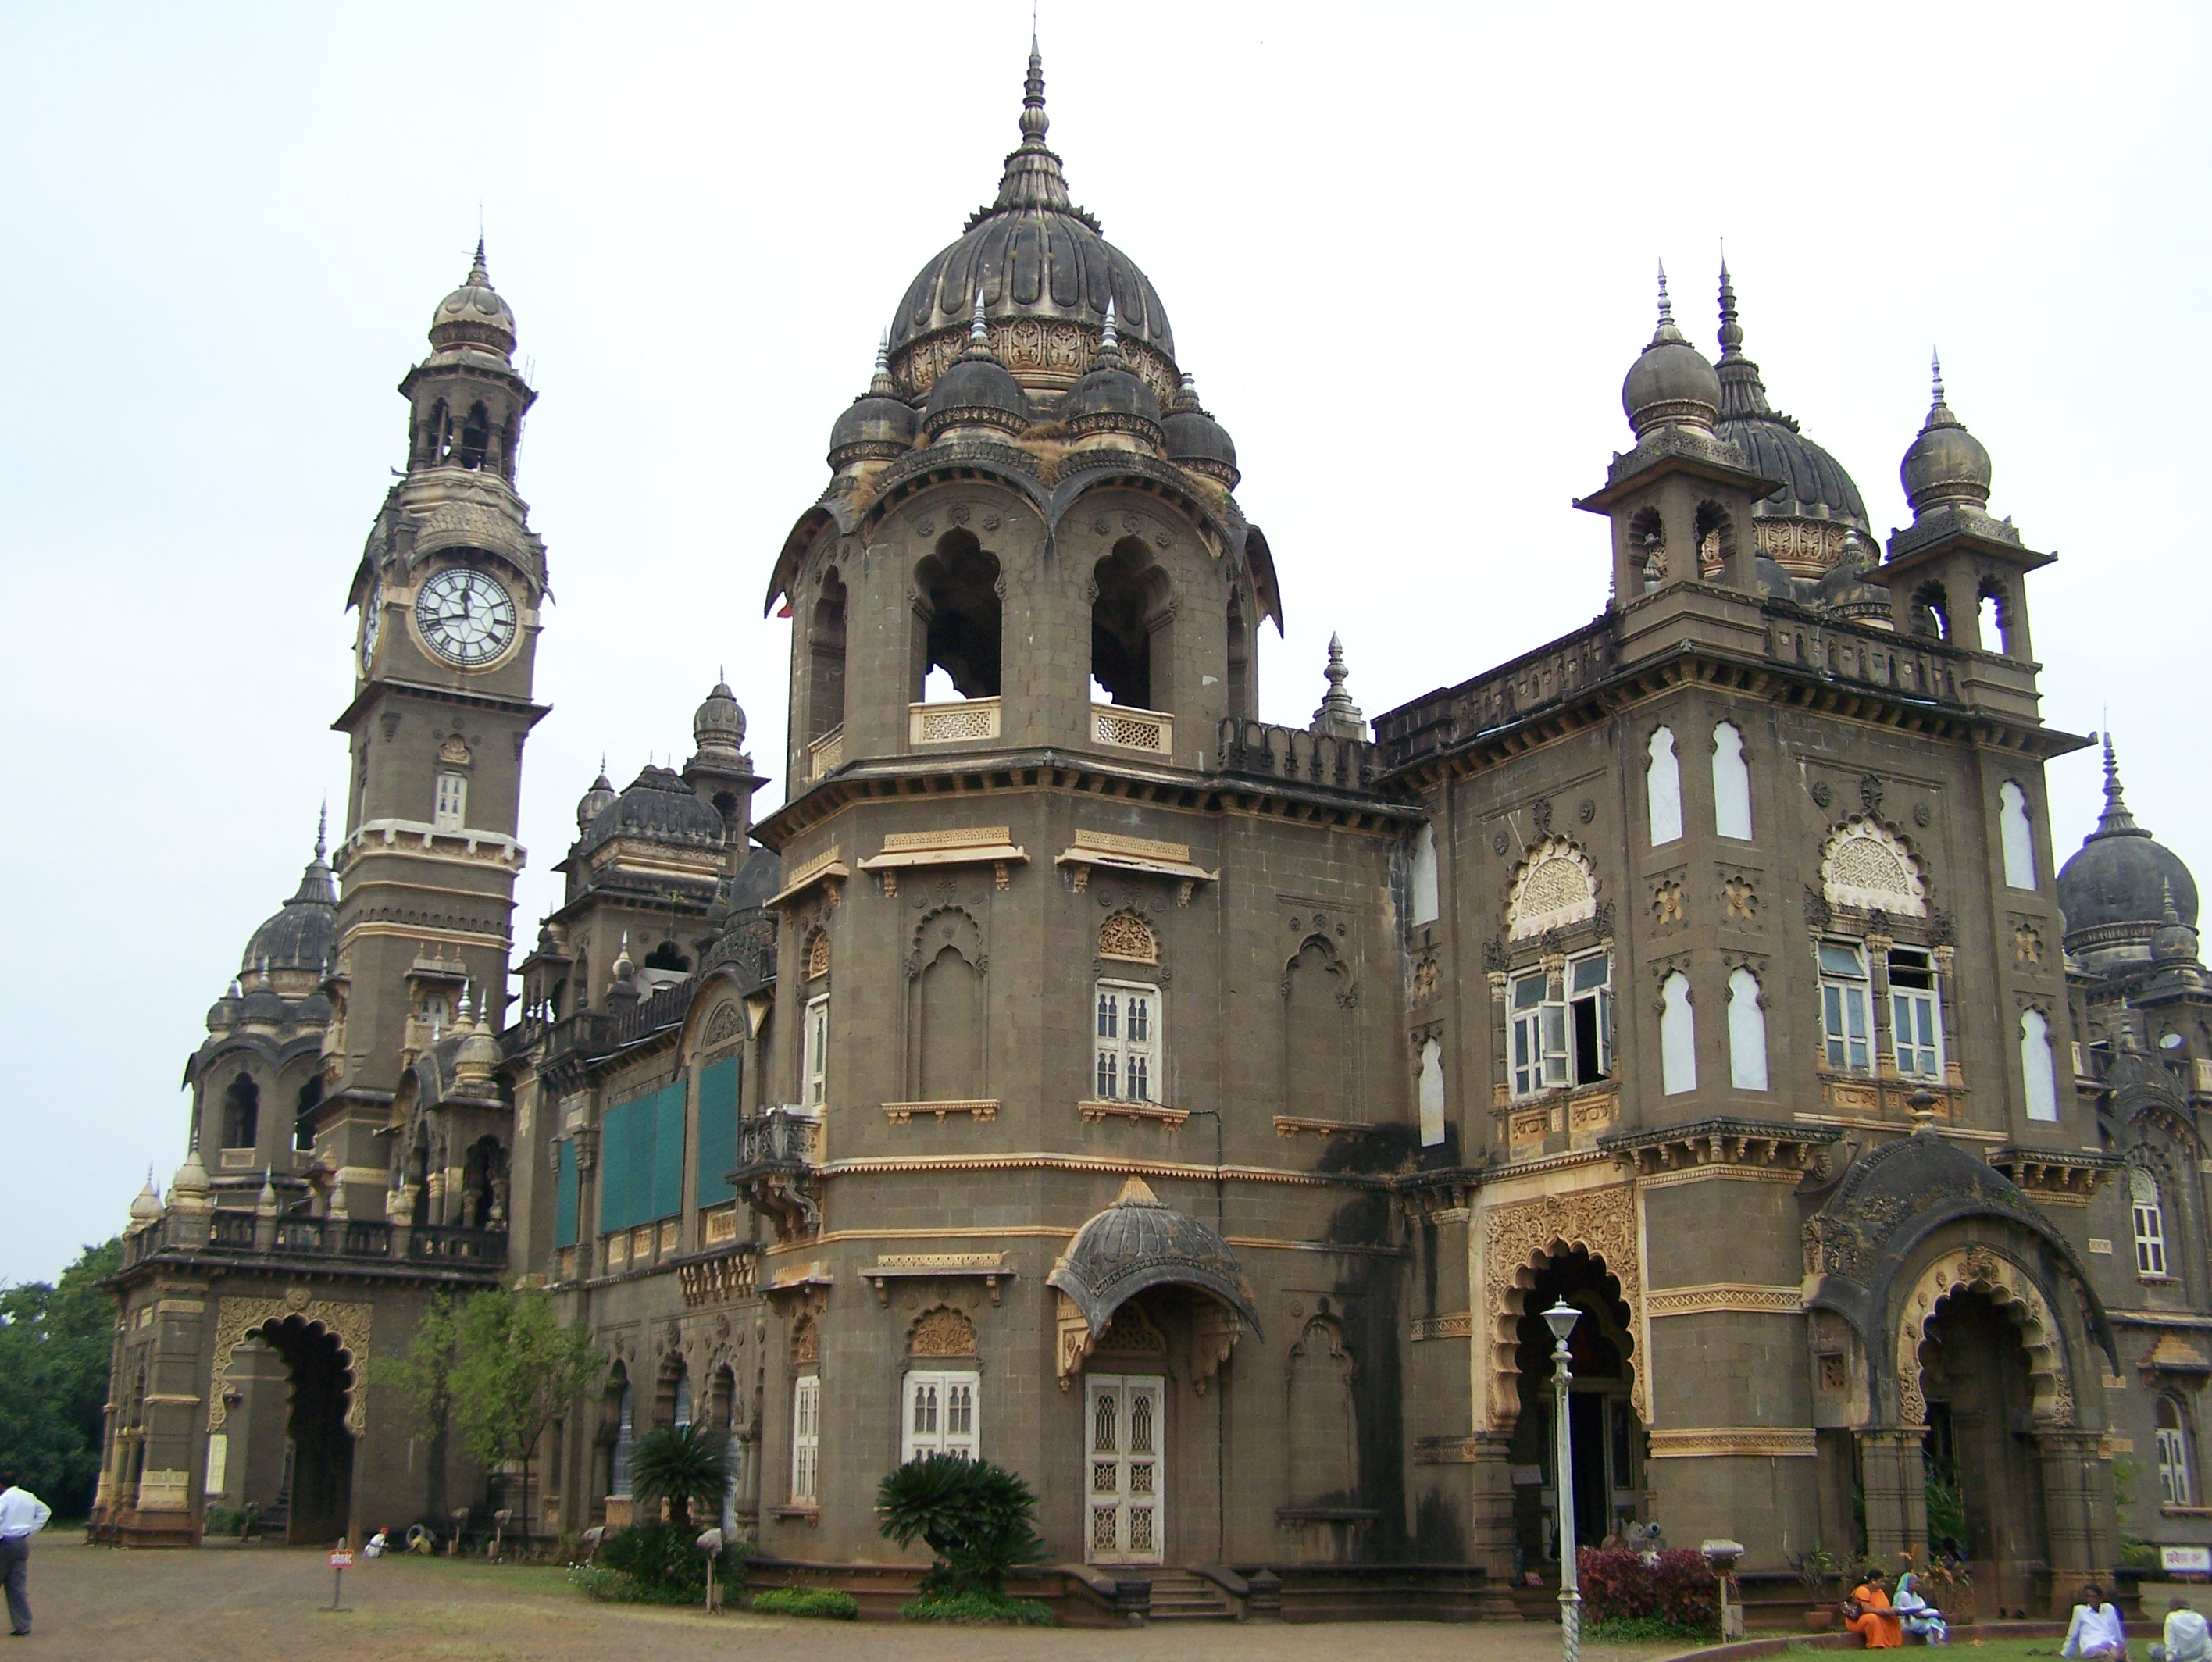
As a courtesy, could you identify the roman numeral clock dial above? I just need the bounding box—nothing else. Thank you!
[413,566,518,668]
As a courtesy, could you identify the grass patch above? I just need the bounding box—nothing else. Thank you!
[751,1587,859,1620]
[1586,1614,1718,1645]
[901,1589,1055,1625]
[567,1564,699,1606]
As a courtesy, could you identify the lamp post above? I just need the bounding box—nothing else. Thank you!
[1544,1299,1583,1662]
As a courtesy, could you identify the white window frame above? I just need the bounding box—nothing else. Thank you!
[1999,780,2037,891]
[1818,942,1873,1074]
[803,993,830,1111]
[901,1369,979,1464]
[1566,950,1612,1086]
[1727,966,1770,1092]
[2158,1398,2194,1507]
[790,1374,821,1503]
[2133,1168,2170,1279]
[1410,822,1440,927]
[1711,720,1753,840]
[1094,980,1161,1104]
[433,771,468,832]
[1887,947,1944,1081]
[1510,953,1611,1100]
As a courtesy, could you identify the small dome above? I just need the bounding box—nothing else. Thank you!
[693,680,747,758]
[1164,373,1239,487]
[1623,269,1719,437]
[1061,307,1162,447]
[1900,357,1993,517]
[1047,1175,1262,1339]
[921,296,1031,443]
[455,1000,502,1082]
[241,821,337,976]
[128,1174,163,1226]
[428,239,518,358]
[171,1149,210,1198]
[576,767,618,835]
[829,343,919,469]
[579,765,726,856]
[2057,737,2199,968]
[2153,916,2200,964]
[236,979,287,1025]
[206,985,240,1032]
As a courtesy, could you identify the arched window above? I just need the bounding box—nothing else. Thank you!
[919,944,983,1101]
[670,1366,693,1429]
[808,569,847,750]
[222,1073,259,1149]
[1225,591,1253,720]
[608,1379,635,1499]
[2158,1397,2196,1507]
[1911,581,1950,641]
[1978,579,2014,657]
[1659,972,1696,1095]
[1711,722,1753,840]
[457,401,491,470]
[434,771,467,831]
[1410,822,1440,927]
[1646,727,1682,845]
[1726,968,1768,1091]
[1999,782,2036,891]
[643,941,690,973]
[2132,1167,2170,1279]
[1418,1037,1445,1147]
[1090,538,1173,712]
[2021,1009,2059,1122]
[915,533,1002,701]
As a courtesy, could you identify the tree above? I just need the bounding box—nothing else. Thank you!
[876,1454,1044,1597]
[381,1293,459,1520]
[630,1421,732,1528]
[0,1239,123,1514]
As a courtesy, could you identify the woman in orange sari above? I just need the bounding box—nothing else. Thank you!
[1845,1574,1905,1648]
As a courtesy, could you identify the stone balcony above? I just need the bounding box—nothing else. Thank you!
[117,1211,507,1278]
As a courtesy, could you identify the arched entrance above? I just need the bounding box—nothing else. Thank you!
[1918,1287,2050,1610]
[1508,1249,1643,1566]
[223,1316,355,1545]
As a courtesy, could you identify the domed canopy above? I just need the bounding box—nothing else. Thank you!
[1047,1176,1261,1338]
[887,43,1176,404]
[1165,373,1239,487]
[241,817,337,975]
[920,291,1031,442]
[828,339,919,469]
[429,238,518,358]
[576,765,618,835]
[2059,736,2199,961]
[578,765,726,856]
[693,679,747,758]
[1900,355,1993,518]
[1622,266,1720,437]
[1061,305,1162,444]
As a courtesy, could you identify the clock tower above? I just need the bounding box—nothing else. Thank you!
[322,243,548,1125]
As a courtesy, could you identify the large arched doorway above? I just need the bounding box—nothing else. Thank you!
[1509,1249,1643,1567]
[244,1316,355,1545]
[1918,1287,2050,1610]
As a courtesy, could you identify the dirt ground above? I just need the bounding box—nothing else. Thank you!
[13,1533,1683,1662]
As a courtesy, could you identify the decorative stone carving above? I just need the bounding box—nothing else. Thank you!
[1894,1246,2074,1429]
[1482,1185,1643,1425]
[1820,818,1928,918]
[1506,836,1598,941]
[1652,880,1684,927]
[790,1311,820,1365]
[908,1306,978,1358]
[705,1003,745,1046]
[208,1295,373,1437]
[805,929,830,981]
[1098,911,1158,964]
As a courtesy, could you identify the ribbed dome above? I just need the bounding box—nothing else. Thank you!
[1061,308,1162,446]
[241,823,337,975]
[576,767,617,835]
[1714,266,1869,537]
[1046,1176,1261,1338]
[1622,269,1719,437]
[429,239,518,358]
[1901,357,1993,517]
[1164,373,1239,487]
[579,765,726,855]
[921,294,1031,443]
[829,344,919,469]
[693,679,747,757]
[887,45,1175,404]
[2059,738,2198,963]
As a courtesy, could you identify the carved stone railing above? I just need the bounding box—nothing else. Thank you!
[1372,617,1617,770]
[409,1224,508,1264]
[730,1108,822,1243]
[209,1211,257,1250]
[1091,701,1172,756]
[910,697,1001,745]
[121,1211,500,1275]
[1215,718,1382,794]
[808,723,845,780]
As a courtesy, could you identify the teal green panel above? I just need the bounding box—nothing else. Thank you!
[696,1058,740,1208]
[555,1139,579,1248]
[651,1084,686,1221]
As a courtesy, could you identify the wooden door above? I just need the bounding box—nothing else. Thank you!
[1083,1374,1163,1564]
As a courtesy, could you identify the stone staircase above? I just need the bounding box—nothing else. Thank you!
[1147,1569,1237,1621]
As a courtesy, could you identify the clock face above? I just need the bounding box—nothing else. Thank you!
[414,567,518,668]
[359,579,383,670]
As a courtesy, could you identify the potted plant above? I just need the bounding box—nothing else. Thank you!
[1795,1545,1846,1630]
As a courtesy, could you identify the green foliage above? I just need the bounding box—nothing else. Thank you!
[1925,1469,1968,1550]
[0,1238,123,1514]
[876,1454,1046,1597]
[2114,1454,2139,1510]
[755,1588,861,1620]
[380,1292,458,1432]
[901,1589,1054,1625]
[568,1564,694,1605]
[2121,1531,2159,1571]
[202,1504,252,1538]
[598,1520,728,1600]
[630,1422,733,1529]
[1586,1615,1718,1644]
[1794,1543,1848,1596]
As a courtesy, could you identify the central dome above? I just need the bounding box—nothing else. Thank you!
[886,44,1178,410]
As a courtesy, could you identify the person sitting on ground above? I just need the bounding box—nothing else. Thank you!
[1846,1573,1905,1649]
[1894,1573,1949,1646]
[2064,1584,2128,1660]
[362,1528,389,1560]
[2153,1596,2210,1662]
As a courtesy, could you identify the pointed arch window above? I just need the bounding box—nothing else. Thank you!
[1711,722,1752,840]
[2158,1396,2196,1507]
[2021,1009,2060,1122]
[2000,781,2036,890]
[1726,967,1769,1091]
[1646,727,1682,846]
[1418,1037,1445,1147]
[2132,1167,2170,1279]
[1094,980,1159,1103]
[1411,822,1440,928]
[903,1371,979,1463]
[222,1073,260,1150]
[1659,971,1696,1095]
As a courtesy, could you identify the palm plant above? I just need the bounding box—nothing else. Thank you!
[877,1453,1044,1597]
[630,1421,733,1528]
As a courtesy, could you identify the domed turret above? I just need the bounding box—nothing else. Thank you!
[455,989,501,1088]
[241,812,337,977]
[576,763,618,835]
[428,237,518,358]
[2153,882,2200,965]
[236,960,287,1027]
[127,1170,163,1232]
[1900,355,1994,518]
[1623,266,1720,437]
[2057,735,2200,971]
[1164,373,1239,487]
[920,289,1031,444]
[828,337,919,469]
[1061,302,1162,448]
[577,765,727,857]
[170,1147,210,1204]
[693,678,747,759]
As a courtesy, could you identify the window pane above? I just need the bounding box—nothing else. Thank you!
[1097,993,1117,1039]
[1514,974,1547,1011]
[1129,1054,1149,1101]
[1572,954,1611,994]
[1128,997,1149,1043]
[1818,943,1866,979]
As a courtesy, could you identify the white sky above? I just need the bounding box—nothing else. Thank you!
[3,3,2207,1284]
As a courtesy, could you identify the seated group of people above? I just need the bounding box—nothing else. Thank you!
[2060,1585,2211,1662]
[1844,1572,1950,1647]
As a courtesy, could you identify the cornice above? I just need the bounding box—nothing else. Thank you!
[330,676,550,733]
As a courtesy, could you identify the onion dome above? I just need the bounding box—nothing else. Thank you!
[127,1171,163,1230]
[578,765,726,857]
[887,42,1175,405]
[206,979,242,1033]
[693,678,747,759]
[2153,882,2201,965]
[428,237,519,358]
[237,960,287,1026]
[2058,735,2200,969]
[829,336,919,469]
[1623,265,1720,437]
[241,812,337,975]
[920,288,1031,443]
[455,991,501,1087]
[576,762,618,835]
[1712,264,1871,576]
[1164,373,1239,487]
[1061,302,1163,448]
[170,1147,209,1200]
[1900,354,1994,518]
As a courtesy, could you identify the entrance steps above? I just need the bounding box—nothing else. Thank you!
[1148,1570,1237,1621]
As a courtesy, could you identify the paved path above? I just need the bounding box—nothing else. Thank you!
[16,1534,1675,1661]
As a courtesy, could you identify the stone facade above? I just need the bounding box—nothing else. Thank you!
[95,44,2212,1622]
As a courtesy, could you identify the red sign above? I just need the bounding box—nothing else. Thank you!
[329,1549,354,1571]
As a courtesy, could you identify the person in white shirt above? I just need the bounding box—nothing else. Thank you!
[0,1472,52,1637]
[2064,1584,2128,1661]
[2153,1597,2211,1662]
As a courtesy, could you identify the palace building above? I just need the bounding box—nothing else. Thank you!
[94,44,2212,1620]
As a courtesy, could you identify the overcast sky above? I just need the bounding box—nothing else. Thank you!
[3,3,2207,1284]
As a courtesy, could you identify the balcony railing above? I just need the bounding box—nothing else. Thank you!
[730,1108,821,1243]
[1216,718,1382,794]
[1091,701,1172,756]
[910,697,1001,745]
[117,1211,504,1273]
[808,723,846,780]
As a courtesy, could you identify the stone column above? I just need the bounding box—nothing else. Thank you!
[2037,1430,2116,1609]
[1859,1427,1929,1562]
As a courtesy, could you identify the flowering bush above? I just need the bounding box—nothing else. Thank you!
[1577,1546,1721,1632]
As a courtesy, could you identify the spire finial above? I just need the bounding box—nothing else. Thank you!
[1657,259,1674,326]
[970,284,989,344]
[2092,731,2145,838]
[1931,348,1945,411]
[1020,31,1048,146]
[1717,255,1743,359]
[1101,296,1118,352]
[316,798,328,861]
[469,234,489,287]
[1312,633,1365,739]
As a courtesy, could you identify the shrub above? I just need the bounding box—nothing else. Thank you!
[902,1589,1055,1625]
[876,1454,1045,1598]
[630,1423,733,1530]
[1577,1546,1720,1633]
[599,1521,709,1600]
[202,1505,251,1538]
[752,1588,860,1620]
[1586,1614,1714,1645]
[569,1564,660,1603]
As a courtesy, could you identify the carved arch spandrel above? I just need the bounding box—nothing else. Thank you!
[1894,1244,2074,1429]
[1506,836,1599,941]
[206,1295,373,1438]
[1482,1186,1643,1427]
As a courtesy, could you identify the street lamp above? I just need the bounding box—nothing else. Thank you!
[1544,1299,1584,1662]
